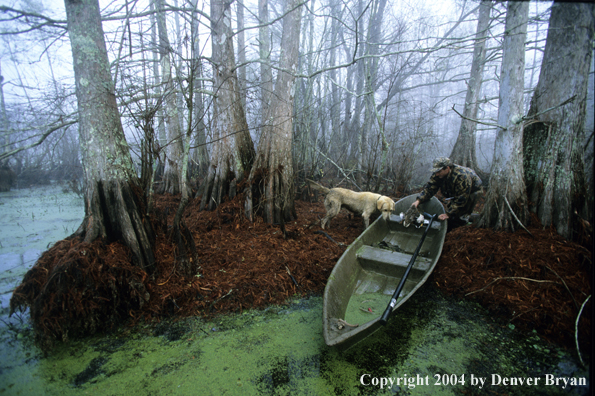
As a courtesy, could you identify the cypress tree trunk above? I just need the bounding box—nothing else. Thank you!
[478,1,529,232]
[155,0,186,195]
[65,0,155,272]
[450,0,492,173]
[199,0,255,210]
[246,0,303,225]
[523,2,594,240]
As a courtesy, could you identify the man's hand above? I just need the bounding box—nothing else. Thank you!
[411,199,420,209]
[438,213,449,221]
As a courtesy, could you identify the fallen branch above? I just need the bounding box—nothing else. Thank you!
[285,266,300,289]
[546,266,578,310]
[465,277,558,297]
[314,230,345,246]
[210,288,234,307]
[337,319,358,328]
[510,307,539,322]
[503,195,533,237]
[575,295,590,367]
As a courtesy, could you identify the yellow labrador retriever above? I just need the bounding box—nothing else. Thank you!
[307,180,395,229]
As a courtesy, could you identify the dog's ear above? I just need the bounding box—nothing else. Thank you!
[377,197,394,211]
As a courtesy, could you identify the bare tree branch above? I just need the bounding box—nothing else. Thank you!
[452,104,505,129]
[0,120,77,162]
[0,6,67,34]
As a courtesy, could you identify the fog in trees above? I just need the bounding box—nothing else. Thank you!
[1,0,592,239]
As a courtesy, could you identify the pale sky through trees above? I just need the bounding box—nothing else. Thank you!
[1,0,500,103]
[0,0,577,185]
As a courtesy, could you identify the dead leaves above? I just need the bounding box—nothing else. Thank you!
[435,222,591,351]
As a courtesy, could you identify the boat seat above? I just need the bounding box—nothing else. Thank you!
[356,245,432,280]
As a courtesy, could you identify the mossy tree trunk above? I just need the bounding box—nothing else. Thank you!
[65,0,155,272]
[523,2,594,240]
[199,0,255,211]
[478,1,529,232]
[245,0,303,225]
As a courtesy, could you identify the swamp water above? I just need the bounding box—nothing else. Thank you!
[0,186,590,395]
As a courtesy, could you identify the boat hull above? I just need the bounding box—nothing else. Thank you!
[322,194,446,349]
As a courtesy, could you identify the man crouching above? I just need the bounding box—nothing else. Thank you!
[412,157,482,231]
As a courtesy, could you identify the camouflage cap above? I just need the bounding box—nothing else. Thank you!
[430,157,453,173]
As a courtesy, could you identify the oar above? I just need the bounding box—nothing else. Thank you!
[379,213,437,325]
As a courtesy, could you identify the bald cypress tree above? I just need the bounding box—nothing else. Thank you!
[245,0,303,225]
[450,0,492,173]
[478,1,530,231]
[65,0,155,271]
[523,2,594,240]
[199,0,255,210]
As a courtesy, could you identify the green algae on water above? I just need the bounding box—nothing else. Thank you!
[0,285,589,395]
[343,292,401,325]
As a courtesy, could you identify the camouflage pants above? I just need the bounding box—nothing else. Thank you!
[446,189,482,231]
[460,189,482,217]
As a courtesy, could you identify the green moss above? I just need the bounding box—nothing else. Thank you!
[0,280,589,395]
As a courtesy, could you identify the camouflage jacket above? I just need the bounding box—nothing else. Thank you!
[417,164,482,217]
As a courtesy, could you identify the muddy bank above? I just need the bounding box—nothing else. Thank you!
[0,285,589,395]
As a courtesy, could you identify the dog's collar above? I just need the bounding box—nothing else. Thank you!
[376,195,382,201]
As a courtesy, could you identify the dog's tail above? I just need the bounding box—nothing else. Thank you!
[306,179,330,194]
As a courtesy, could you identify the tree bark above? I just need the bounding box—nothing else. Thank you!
[246,0,303,225]
[450,0,492,173]
[478,1,529,232]
[523,1,594,240]
[0,60,9,157]
[171,57,200,275]
[190,0,210,180]
[259,0,273,121]
[199,0,255,211]
[155,0,185,195]
[65,0,155,272]
[236,0,247,108]
[329,0,341,157]
[344,0,366,169]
